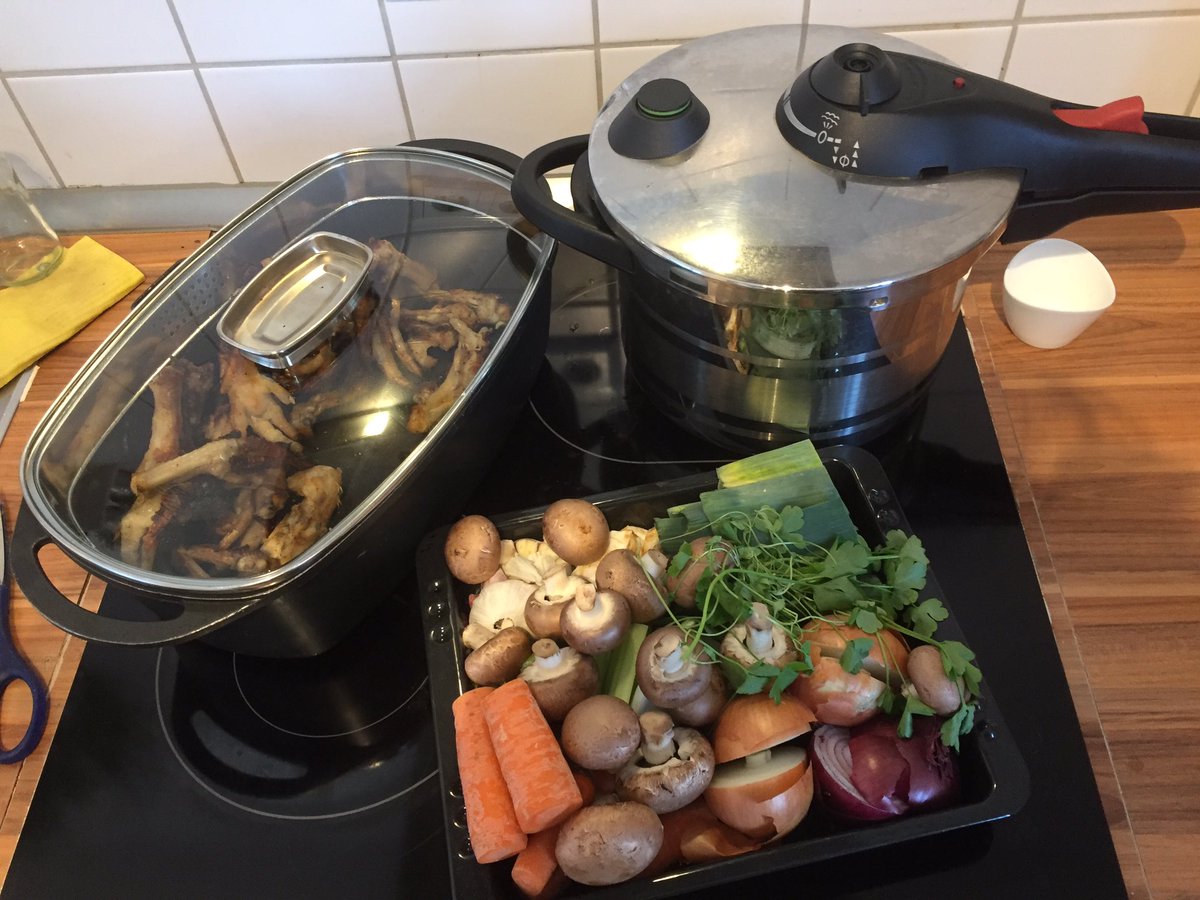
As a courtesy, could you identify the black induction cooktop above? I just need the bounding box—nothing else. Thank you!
[3,248,1127,899]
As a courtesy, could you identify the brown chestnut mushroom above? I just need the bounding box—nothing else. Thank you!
[595,549,668,623]
[463,626,532,686]
[555,802,663,886]
[616,711,716,814]
[670,663,730,728]
[667,537,733,609]
[520,638,599,722]
[560,694,642,772]
[721,602,798,669]
[560,587,631,655]
[542,498,610,567]
[443,514,502,584]
[524,594,572,640]
[635,625,712,709]
[906,644,964,715]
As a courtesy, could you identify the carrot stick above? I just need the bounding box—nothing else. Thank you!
[452,687,528,864]
[484,678,584,833]
[511,773,595,899]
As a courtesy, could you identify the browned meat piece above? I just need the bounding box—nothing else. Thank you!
[386,297,426,376]
[407,323,490,433]
[290,390,346,436]
[261,465,343,565]
[404,323,457,369]
[368,239,439,297]
[119,487,185,568]
[368,309,413,388]
[134,365,185,477]
[176,545,270,577]
[206,350,301,449]
[413,288,511,327]
[131,436,289,495]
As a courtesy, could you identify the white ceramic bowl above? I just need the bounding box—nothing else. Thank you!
[1002,238,1115,349]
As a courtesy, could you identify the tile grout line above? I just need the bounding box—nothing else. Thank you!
[0,74,65,188]
[998,0,1026,82]
[165,0,244,184]
[376,0,417,143]
[591,0,603,109]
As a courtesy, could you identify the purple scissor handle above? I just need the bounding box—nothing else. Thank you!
[0,501,49,764]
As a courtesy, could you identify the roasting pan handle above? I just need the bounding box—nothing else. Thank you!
[512,135,636,273]
[11,503,257,648]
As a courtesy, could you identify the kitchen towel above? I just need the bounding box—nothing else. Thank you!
[0,237,143,389]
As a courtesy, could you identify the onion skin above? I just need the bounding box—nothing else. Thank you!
[810,716,961,823]
[789,621,909,727]
[704,761,814,841]
[712,692,815,763]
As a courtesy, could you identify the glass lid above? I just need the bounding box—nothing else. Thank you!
[22,147,551,592]
[588,25,1021,299]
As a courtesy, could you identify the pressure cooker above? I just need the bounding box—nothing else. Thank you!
[513,25,1200,447]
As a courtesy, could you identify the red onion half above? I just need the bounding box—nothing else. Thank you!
[810,716,961,822]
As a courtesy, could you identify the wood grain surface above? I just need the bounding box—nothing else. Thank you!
[1,219,1196,897]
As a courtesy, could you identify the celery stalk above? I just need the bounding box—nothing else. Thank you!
[603,623,649,704]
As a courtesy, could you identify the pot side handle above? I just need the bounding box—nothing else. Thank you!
[11,504,257,648]
[512,135,635,273]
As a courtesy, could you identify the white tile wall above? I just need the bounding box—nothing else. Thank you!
[202,63,410,182]
[810,0,1018,28]
[0,2,1197,191]
[399,52,597,156]
[0,0,188,71]
[1007,17,1200,112]
[175,0,391,63]
[0,88,53,188]
[884,27,1012,78]
[598,0,804,42]
[599,45,680,101]
[386,0,593,54]
[10,71,235,186]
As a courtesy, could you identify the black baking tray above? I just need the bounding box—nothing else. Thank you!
[416,445,1030,899]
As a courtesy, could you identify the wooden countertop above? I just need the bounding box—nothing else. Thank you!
[1,219,1195,897]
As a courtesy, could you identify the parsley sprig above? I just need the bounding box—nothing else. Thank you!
[664,505,982,749]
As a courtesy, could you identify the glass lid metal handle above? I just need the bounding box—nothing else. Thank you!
[777,43,1200,235]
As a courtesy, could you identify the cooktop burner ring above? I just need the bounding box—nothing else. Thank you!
[231,656,430,740]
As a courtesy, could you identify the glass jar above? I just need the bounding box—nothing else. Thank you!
[0,157,63,288]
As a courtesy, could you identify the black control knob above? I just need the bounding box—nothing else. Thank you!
[807,43,902,113]
[609,78,710,160]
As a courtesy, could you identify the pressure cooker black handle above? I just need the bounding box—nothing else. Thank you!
[782,45,1200,239]
[402,138,523,175]
[11,504,258,647]
[512,135,635,273]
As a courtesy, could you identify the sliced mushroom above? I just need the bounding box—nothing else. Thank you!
[616,711,716,814]
[596,549,668,624]
[560,586,631,655]
[463,626,532,686]
[721,602,798,669]
[560,694,642,772]
[520,638,599,721]
[635,625,712,709]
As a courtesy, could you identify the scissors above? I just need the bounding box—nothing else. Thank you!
[0,501,49,764]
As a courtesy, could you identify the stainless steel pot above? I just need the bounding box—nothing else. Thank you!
[513,25,1200,447]
[14,141,556,657]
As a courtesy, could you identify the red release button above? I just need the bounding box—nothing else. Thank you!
[1053,96,1149,134]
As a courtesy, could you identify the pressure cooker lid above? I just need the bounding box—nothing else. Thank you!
[587,25,1022,299]
[20,147,552,594]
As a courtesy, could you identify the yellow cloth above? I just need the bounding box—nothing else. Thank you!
[0,236,144,388]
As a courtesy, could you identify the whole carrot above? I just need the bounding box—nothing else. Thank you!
[452,687,528,864]
[484,679,584,833]
[511,772,595,899]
